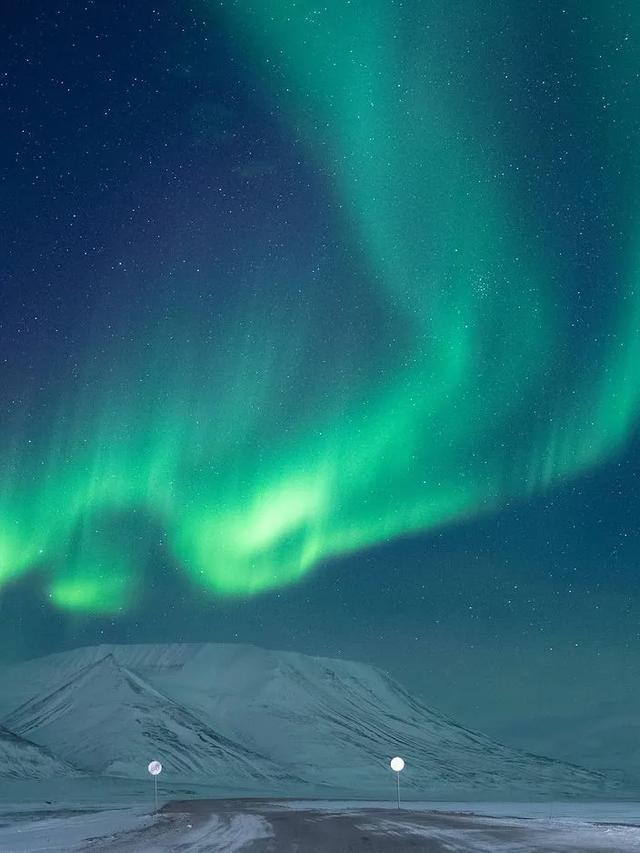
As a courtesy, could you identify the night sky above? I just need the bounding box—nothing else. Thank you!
[2,1,640,775]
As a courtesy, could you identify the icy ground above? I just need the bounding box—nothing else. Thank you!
[0,800,639,851]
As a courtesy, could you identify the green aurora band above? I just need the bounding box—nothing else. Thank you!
[1,1,639,611]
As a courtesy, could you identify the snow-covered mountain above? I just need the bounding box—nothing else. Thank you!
[0,725,79,780]
[0,643,611,796]
[3,653,299,787]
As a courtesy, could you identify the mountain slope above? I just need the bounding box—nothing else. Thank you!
[146,644,607,795]
[3,653,298,785]
[0,725,79,780]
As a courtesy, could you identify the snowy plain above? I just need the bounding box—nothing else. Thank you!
[0,799,639,852]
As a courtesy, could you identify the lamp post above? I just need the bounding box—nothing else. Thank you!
[148,760,162,812]
[390,756,405,809]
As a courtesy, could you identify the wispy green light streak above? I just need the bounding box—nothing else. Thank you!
[0,1,638,609]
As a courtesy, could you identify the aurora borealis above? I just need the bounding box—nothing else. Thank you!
[2,0,639,612]
[2,0,640,773]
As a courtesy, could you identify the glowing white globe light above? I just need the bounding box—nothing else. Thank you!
[390,756,405,772]
[148,760,162,776]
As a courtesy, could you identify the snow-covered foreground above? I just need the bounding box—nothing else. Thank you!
[0,799,639,852]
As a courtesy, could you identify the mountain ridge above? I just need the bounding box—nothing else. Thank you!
[0,642,613,797]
